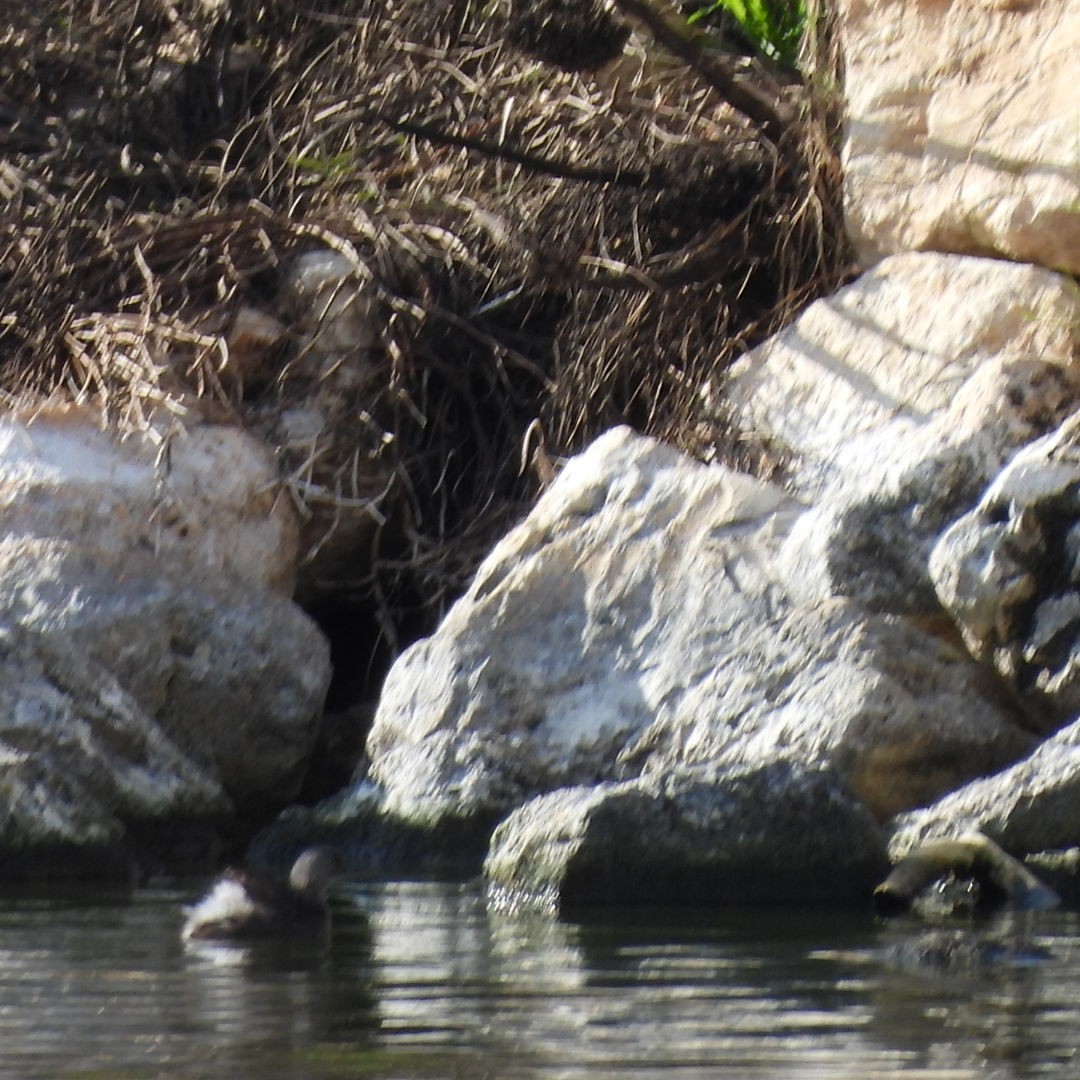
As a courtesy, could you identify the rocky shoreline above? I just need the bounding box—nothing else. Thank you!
[1,0,1078,915]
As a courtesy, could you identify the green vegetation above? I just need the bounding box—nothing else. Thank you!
[289,150,358,180]
[689,0,806,69]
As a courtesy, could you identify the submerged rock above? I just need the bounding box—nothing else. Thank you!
[884,929,1053,974]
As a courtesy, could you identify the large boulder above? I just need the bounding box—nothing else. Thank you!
[839,0,1080,272]
[0,408,331,810]
[484,763,889,910]
[723,252,1080,611]
[0,621,228,875]
[363,427,1033,834]
[930,417,1080,732]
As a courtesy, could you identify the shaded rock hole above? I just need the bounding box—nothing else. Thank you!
[296,596,425,805]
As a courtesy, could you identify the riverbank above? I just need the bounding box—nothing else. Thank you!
[2,0,1079,907]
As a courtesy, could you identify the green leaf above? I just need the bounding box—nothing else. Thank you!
[289,150,357,180]
[688,0,805,69]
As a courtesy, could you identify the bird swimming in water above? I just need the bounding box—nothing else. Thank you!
[181,846,343,942]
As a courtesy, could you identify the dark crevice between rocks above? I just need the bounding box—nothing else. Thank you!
[294,600,393,807]
[247,803,498,883]
[990,491,1080,732]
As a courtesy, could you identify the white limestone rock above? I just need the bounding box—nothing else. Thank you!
[839,0,1080,272]
[724,252,1080,610]
[364,427,1033,828]
[0,407,331,808]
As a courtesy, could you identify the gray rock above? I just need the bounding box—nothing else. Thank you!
[363,427,1033,830]
[1026,848,1080,908]
[0,409,332,811]
[484,762,889,910]
[723,253,1080,613]
[0,537,330,808]
[776,446,992,613]
[930,417,1080,730]
[889,717,1080,858]
[0,621,228,869]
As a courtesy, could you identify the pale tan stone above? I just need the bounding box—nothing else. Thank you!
[725,252,1080,499]
[840,0,1080,272]
[0,405,300,593]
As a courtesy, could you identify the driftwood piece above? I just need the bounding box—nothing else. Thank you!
[874,836,1060,916]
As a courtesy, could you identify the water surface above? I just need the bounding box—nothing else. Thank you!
[0,879,1077,1078]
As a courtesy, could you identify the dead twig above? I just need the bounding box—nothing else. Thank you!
[610,0,797,144]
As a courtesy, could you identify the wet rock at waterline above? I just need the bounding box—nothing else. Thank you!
[0,621,228,874]
[484,763,889,910]
[930,417,1080,731]
[1027,848,1080,909]
[248,781,492,880]
[364,427,1034,834]
[874,835,1059,918]
[723,253,1080,613]
[0,408,332,811]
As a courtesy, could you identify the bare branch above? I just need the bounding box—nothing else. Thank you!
[610,0,796,144]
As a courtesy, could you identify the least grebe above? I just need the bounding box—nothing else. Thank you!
[182,846,343,941]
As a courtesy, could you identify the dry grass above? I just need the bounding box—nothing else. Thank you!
[0,0,851,640]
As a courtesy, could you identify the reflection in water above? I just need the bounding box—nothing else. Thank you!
[0,880,1078,1077]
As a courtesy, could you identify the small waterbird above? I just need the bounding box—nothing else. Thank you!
[181,846,343,942]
